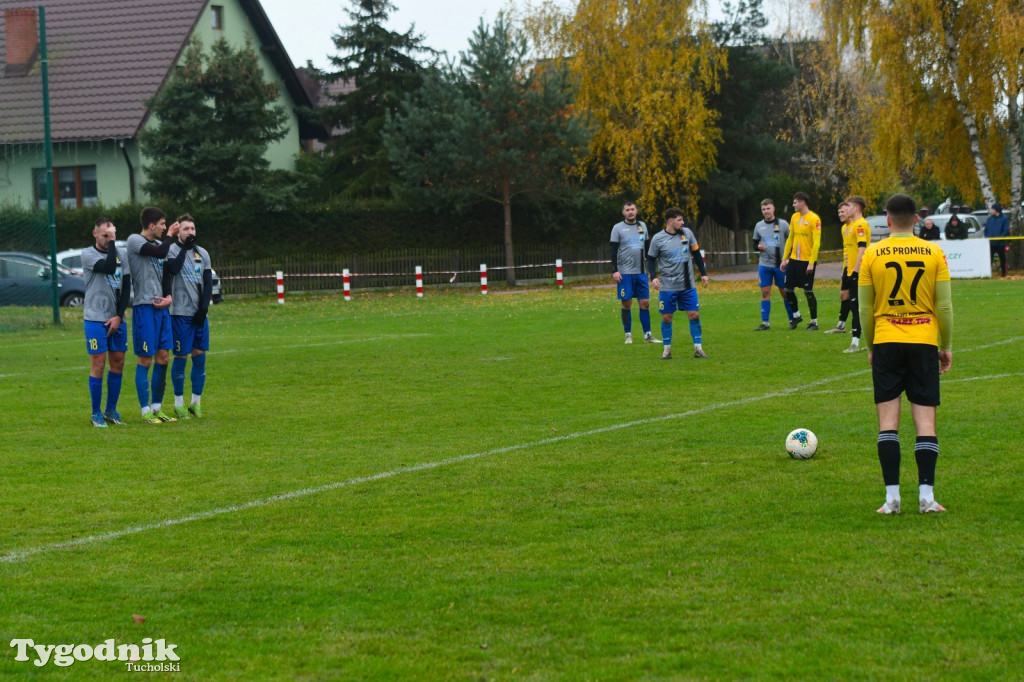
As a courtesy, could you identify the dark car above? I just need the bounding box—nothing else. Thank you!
[0,252,86,307]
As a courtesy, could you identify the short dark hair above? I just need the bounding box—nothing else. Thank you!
[793,192,811,204]
[622,200,637,209]
[846,195,867,212]
[140,206,166,230]
[838,201,849,208]
[885,194,917,228]
[760,198,774,207]
[94,217,113,229]
[177,213,194,224]
[664,207,684,221]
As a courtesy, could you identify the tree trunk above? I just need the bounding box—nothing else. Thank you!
[503,174,516,286]
[1005,81,1023,270]
[941,19,997,207]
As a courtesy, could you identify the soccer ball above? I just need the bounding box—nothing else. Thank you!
[786,428,818,459]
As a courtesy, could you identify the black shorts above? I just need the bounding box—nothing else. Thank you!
[872,343,940,406]
[784,259,816,290]
[841,270,859,294]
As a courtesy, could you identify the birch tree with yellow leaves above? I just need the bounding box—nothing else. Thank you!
[518,0,726,217]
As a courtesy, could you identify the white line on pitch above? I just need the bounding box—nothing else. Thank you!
[1,369,869,564]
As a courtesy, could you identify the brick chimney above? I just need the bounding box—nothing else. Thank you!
[5,8,40,76]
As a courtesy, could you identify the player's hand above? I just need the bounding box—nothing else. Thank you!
[105,315,121,335]
[758,243,766,251]
[780,259,788,272]
[154,295,172,309]
[806,263,815,274]
[612,271,622,283]
[938,350,952,374]
[192,309,207,327]
[701,275,709,289]
[167,221,180,237]
[182,235,196,249]
[651,277,660,290]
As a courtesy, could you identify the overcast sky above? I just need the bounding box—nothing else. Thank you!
[260,0,511,71]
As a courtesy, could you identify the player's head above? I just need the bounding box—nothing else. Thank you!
[846,195,867,217]
[664,207,685,231]
[140,206,167,236]
[760,199,775,220]
[177,213,197,242]
[884,194,917,231]
[793,192,811,212]
[622,201,638,223]
[837,201,849,223]
[93,217,116,247]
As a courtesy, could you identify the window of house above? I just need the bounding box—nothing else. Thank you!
[34,165,98,209]
[211,5,224,30]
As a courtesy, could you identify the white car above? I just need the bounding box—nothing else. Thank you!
[864,214,982,241]
[55,243,222,303]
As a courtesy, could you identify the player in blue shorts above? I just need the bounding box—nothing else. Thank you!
[610,201,659,344]
[162,214,212,419]
[126,207,180,424]
[82,218,132,426]
[647,207,709,360]
[751,198,794,330]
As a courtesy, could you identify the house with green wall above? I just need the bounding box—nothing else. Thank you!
[0,0,321,210]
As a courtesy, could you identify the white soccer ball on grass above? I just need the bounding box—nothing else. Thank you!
[785,428,817,459]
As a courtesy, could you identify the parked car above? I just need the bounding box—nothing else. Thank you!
[54,244,222,303]
[0,251,86,307]
[864,213,983,241]
[926,213,984,239]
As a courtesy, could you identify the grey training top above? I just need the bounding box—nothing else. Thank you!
[752,218,790,268]
[126,233,166,306]
[610,221,649,275]
[167,243,212,316]
[648,228,700,292]
[82,245,129,322]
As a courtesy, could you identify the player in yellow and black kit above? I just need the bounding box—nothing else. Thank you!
[781,192,822,330]
[859,194,953,516]
[825,196,869,352]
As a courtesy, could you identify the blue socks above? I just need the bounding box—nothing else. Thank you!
[689,318,702,344]
[171,356,187,397]
[621,308,631,333]
[760,300,770,323]
[89,375,103,413]
[638,308,651,335]
[106,371,122,414]
[152,363,168,404]
[661,321,672,347]
[191,353,207,396]
[135,364,150,409]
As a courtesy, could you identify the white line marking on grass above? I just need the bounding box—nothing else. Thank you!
[2,345,1019,563]
[0,369,868,564]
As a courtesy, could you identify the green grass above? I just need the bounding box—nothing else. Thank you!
[1,278,1023,680]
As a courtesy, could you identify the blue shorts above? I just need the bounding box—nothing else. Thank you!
[84,320,128,355]
[132,304,173,357]
[658,288,699,314]
[616,273,650,301]
[172,315,210,355]
[758,265,785,288]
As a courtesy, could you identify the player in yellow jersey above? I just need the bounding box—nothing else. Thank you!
[781,192,822,330]
[825,196,869,352]
[859,194,953,516]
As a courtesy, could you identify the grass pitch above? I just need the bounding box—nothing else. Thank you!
[1,278,1023,680]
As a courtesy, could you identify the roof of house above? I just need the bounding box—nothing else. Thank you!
[0,0,319,145]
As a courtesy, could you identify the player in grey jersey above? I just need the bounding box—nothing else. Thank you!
[610,201,659,344]
[751,199,795,330]
[162,214,212,419]
[647,207,709,360]
[82,218,132,426]
[126,206,180,424]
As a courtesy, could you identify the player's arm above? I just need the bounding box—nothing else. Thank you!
[116,274,132,321]
[857,283,875,349]
[808,220,822,268]
[935,280,953,351]
[138,237,175,259]
[781,227,794,263]
[91,243,120,274]
[192,269,213,327]
[646,253,659,288]
[690,243,709,287]
[610,241,620,273]
[164,241,191,276]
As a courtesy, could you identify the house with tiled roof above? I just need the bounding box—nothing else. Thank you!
[0,0,321,209]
